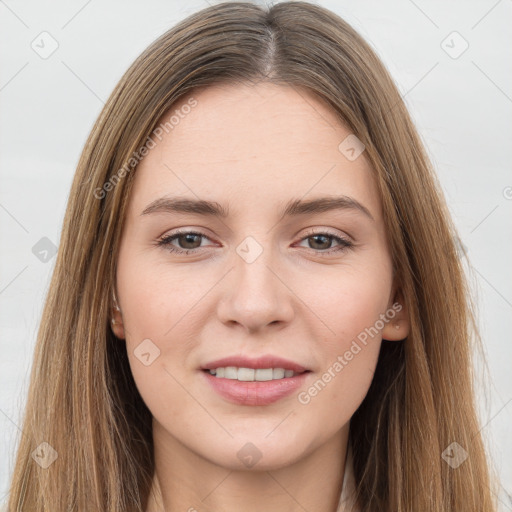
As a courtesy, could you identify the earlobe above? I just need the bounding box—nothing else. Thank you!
[110,290,126,339]
[382,290,410,341]
[382,318,408,341]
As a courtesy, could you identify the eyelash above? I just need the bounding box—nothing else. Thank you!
[156,228,354,256]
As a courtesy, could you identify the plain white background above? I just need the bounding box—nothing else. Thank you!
[1,0,511,508]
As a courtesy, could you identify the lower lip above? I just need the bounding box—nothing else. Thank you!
[201,370,310,406]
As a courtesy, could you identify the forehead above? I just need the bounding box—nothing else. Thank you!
[128,82,380,220]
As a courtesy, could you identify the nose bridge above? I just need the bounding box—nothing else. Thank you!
[217,234,294,331]
[234,233,281,301]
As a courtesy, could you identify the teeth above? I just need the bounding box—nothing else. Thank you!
[237,367,254,381]
[254,368,272,381]
[225,366,238,379]
[207,367,300,381]
[273,368,285,379]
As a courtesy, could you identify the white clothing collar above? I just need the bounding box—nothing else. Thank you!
[337,443,359,511]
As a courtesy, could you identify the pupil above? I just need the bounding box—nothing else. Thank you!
[311,235,329,250]
[181,234,200,248]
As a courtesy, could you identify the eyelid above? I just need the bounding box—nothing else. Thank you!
[293,227,354,256]
[299,226,352,242]
[157,228,216,247]
[158,226,352,243]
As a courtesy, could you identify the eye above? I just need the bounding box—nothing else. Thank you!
[156,229,213,255]
[157,228,353,257]
[295,229,353,255]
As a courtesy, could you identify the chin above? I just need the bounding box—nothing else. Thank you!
[195,434,314,472]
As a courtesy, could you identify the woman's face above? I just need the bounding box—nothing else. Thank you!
[113,82,408,470]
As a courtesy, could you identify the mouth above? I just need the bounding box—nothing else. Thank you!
[200,355,312,406]
[202,367,308,381]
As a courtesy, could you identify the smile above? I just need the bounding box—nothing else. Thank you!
[207,367,302,381]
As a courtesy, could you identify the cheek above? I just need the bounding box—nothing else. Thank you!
[296,294,385,430]
[117,247,208,343]
[326,341,381,405]
[299,257,393,348]
[115,247,220,414]
[296,259,391,407]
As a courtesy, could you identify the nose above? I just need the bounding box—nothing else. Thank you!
[216,240,295,334]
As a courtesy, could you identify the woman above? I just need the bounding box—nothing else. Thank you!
[6,1,496,511]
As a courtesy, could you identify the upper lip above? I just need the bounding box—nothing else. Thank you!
[201,355,309,373]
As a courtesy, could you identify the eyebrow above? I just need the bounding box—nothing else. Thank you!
[140,195,374,221]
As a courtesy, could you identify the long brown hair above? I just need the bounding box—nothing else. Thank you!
[7,2,495,510]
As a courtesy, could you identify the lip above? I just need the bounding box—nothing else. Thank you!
[201,370,310,406]
[201,355,308,373]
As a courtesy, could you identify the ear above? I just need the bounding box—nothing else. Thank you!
[110,290,126,340]
[381,287,409,341]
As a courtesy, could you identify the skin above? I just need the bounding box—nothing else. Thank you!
[111,81,410,512]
